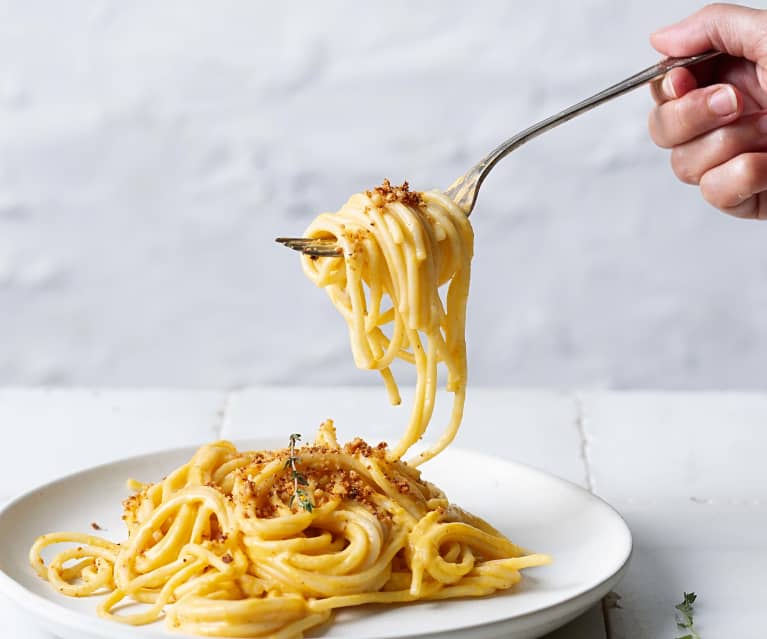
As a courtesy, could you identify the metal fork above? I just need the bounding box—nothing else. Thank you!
[277,51,721,257]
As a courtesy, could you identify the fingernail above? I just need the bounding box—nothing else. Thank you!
[708,86,738,116]
[757,114,767,134]
[662,74,677,99]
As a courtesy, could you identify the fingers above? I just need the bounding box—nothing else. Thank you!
[700,152,767,219]
[649,83,742,148]
[670,112,767,185]
[649,67,699,105]
[651,3,767,64]
[649,4,767,219]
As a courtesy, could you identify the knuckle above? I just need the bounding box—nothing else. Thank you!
[700,174,729,209]
[671,99,694,139]
[700,183,726,210]
[700,157,757,209]
[729,154,757,185]
[670,148,701,185]
[648,108,672,148]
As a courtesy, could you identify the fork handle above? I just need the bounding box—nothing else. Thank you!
[446,51,723,212]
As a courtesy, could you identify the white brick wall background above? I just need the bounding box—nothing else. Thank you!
[2,0,766,389]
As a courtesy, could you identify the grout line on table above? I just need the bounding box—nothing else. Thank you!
[573,394,595,493]
[213,391,233,439]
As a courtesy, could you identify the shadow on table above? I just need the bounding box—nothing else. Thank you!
[541,603,607,638]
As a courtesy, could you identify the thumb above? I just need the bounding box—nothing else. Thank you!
[651,3,767,66]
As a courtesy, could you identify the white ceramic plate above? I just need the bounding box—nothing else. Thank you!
[0,441,631,639]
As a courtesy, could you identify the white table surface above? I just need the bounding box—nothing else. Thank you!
[2,387,763,638]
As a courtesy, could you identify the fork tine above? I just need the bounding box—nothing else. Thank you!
[275,237,343,257]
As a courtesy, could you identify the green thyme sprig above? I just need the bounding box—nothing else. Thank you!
[285,433,313,512]
[675,592,700,639]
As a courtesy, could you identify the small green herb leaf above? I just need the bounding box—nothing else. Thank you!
[286,433,314,513]
[675,592,700,639]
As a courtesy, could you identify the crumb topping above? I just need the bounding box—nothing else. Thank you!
[366,179,422,208]
[120,432,440,529]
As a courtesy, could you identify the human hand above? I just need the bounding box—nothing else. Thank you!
[648,3,767,219]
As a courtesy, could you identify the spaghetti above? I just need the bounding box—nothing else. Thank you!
[30,422,549,638]
[301,180,473,465]
[30,181,550,638]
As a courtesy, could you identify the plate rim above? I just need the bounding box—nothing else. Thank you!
[0,440,633,639]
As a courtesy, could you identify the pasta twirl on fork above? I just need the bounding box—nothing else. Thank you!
[301,180,473,465]
[29,181,549,638]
